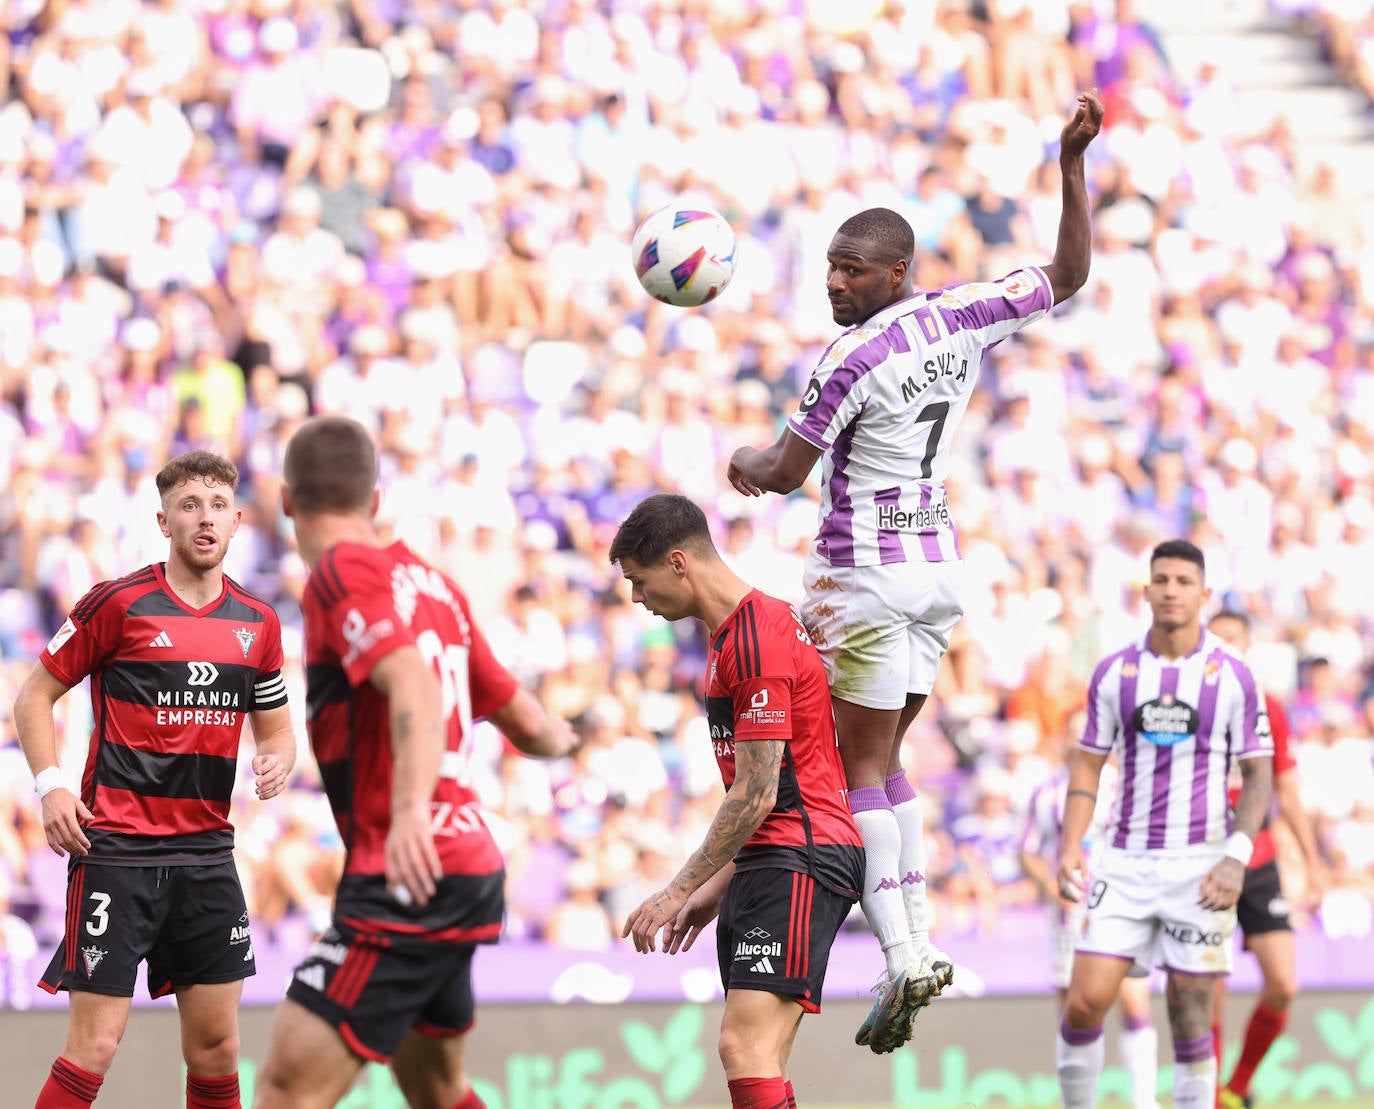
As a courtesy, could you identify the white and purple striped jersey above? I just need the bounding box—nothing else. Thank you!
[788,266,1053,568]
[1080,630,1273,852]
[1021,763,1120,864]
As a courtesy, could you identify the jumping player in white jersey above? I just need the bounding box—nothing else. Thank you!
[1056,540,1273,1109]
[727,90,1104,1053]
[1021,746,1159,1109]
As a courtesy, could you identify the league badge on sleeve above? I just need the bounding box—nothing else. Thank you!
[46,618,78,654]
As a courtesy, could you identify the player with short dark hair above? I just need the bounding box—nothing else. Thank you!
[726,91,1104,1053]
[1207,610,1325,1109]
[14,448,296,1109]
[612,493,863,1109]
[1056,540,1274,1109]
[255,415,575,1109]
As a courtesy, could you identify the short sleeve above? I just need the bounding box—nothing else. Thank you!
[1078,654,1120,754]
[38,585,123,688]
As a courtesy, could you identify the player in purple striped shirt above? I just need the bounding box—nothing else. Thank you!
[727,91,1103,1054]
[1055,540,1274,1109]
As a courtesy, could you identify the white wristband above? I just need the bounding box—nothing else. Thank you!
[34,767,67,799]
[1224,832,1254,865]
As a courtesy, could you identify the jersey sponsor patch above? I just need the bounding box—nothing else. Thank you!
[46,618,78,654]
[1134,693,1200,746]
[798,377,821,412]
[1001,271,1038,299]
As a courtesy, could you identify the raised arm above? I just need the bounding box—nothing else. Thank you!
[728,428,823,497]
[1041,90,1104,306]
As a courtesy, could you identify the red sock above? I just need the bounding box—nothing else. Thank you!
[186,1073,240,1109]
[785,1081,797,1109]
[1226,1002,1288,1096]
[447,1087,486,1109]
[1212,1022,1223,1109]
[36,1058,103,1108]
[728,1077,789,1109]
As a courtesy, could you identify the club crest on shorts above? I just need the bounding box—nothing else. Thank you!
[232,626,256,658]
[81,945,107,977]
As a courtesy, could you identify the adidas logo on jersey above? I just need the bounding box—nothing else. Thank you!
[149,631,174,647]
[295,965,326,992]
[750,957,775,975]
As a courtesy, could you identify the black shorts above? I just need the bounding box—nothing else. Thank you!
[39,860,254,998]
[716,867,855,1013]
[1237,857,1291,938]
[286,870,505,1063]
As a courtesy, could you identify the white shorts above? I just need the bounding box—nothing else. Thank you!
[800,551,965,711]
[1076,846,1236,977]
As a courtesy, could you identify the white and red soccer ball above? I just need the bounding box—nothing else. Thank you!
[631,204,737,308]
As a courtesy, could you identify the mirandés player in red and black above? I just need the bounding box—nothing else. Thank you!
[613,494,863,1109]
[256,416,575,1109]
[13,450,295,1109]
[1207,611,1327,1109]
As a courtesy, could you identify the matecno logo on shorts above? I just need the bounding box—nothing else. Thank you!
[1134,694,1199,746]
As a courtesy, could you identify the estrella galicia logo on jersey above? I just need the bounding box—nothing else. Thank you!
[232,626,256,659]
[798,377,821,413]
[81,945,107,977]
[186,661,220,686]
[1134,694,1199,746]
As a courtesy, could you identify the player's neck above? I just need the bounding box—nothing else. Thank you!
[1147,623,1202,661]
[696,571,753,636]
[163,560,224,610]
[295,514,381,569]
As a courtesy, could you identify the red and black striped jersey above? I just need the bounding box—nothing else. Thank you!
[39,563,288,864]
[705,590,863,896]
[1229,692,1296,869]
[302,540,518,937]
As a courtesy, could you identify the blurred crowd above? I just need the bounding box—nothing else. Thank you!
[1,0,1374,1006]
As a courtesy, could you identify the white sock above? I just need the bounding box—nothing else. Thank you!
[1120,1023,1159,1109]
[851,800,913,978]
[889,792,931,942]
[1172,1044,1216,1109]
[1057,1022,1105,1109]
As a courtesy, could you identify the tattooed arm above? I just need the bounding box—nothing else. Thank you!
[624,739,783,953]
[1199,755,1273,911]
[371,646,445,908]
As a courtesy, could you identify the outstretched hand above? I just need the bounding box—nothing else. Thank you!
[1060,89,1104,158]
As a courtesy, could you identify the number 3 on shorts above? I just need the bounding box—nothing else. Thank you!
[86,891,112,936]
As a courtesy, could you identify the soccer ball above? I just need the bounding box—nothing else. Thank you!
[631,205,737,307]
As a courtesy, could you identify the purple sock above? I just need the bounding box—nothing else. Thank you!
[1061,1018,1104,1046]
[1123,1011,1152,1033]
[849,785,890,813]
[885,771,917,805]
[1174,1034,1213,1063]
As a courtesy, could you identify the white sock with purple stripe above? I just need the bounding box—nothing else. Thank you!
[885,772,931,943]
[1120,1011,1159,1109]
[1172,1034,1216,1109]
[850,785,912,979]
[1057,1018,1104,1109]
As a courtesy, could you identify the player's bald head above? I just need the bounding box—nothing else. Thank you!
[834,207,915,266]
[283,416,378,514]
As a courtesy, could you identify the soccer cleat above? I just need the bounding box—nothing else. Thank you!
[916,940,954,992]
[1218,1090,1253,1109]
[858,964,940,1055]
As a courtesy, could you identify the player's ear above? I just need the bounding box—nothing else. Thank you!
[156,510,170,538]
[370,487,382,519]
[280,486,294,519]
